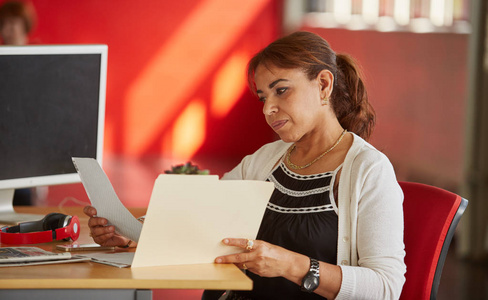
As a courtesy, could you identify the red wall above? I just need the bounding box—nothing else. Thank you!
[21,0,280,172]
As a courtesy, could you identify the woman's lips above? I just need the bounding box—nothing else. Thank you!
[271,120,287,131]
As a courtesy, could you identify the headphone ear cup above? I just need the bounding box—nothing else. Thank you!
[61,216,73,241]
[42,213,68,231]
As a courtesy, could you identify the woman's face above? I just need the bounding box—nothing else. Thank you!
[0,17,28,45]
[254,64,331,143]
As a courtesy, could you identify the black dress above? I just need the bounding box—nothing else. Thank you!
[232,161,340,300]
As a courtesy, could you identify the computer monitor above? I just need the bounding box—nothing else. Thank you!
[0,45,107,224]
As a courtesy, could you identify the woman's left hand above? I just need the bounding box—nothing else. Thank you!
[215,238,300,278]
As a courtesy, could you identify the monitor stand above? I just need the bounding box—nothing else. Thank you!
[0,189,45,224]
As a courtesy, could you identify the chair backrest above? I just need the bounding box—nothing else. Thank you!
[399,181,467,300]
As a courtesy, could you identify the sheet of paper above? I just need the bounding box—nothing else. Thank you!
[131,175,274,268]
[81,252,134,268]
[0,256,91,267]
[72,157,143,242]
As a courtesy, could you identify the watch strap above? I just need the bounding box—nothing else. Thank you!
[310,258,320,276]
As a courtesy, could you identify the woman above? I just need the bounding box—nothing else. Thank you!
[84,31,406,299]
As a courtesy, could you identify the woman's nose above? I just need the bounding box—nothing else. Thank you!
[263,99,277,116]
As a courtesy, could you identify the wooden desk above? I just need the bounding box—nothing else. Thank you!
[0,206,252,300]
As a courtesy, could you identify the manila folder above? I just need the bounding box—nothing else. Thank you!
[131,175,274,268]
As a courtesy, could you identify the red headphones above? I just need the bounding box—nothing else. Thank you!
[0,213,80,244]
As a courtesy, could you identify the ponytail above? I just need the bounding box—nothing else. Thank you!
[332,54,375,140]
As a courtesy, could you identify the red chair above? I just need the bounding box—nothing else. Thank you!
[399,182,468,300]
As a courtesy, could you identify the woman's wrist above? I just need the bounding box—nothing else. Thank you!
[283,252,310,285]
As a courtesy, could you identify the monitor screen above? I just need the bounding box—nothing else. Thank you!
[0,45,107,224]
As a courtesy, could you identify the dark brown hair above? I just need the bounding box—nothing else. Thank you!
[0,1,35,33]
[247,31,376,140]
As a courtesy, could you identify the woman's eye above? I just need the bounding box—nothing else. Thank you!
[259,97,266,103]
[276,87,287,95]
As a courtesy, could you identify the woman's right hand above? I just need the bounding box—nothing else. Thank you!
[83,206,134,248]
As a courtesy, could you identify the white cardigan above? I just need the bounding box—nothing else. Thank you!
[222,133,406,299]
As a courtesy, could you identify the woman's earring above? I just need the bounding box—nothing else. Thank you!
[321,96,329,106]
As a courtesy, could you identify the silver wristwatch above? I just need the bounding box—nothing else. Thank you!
[300,257,320,293]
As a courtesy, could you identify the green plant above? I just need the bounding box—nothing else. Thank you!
[164,162,209,175]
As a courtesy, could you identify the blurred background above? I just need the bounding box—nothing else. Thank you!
[2,0,488,298]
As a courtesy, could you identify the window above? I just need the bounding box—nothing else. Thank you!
[284,0,471,33]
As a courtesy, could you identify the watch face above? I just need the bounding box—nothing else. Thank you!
[302,271,320,292]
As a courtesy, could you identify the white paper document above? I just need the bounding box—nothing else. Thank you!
[131,175,274,268]
[0,247,90,267]
[81,252,134,268]
[72,157,143,242]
